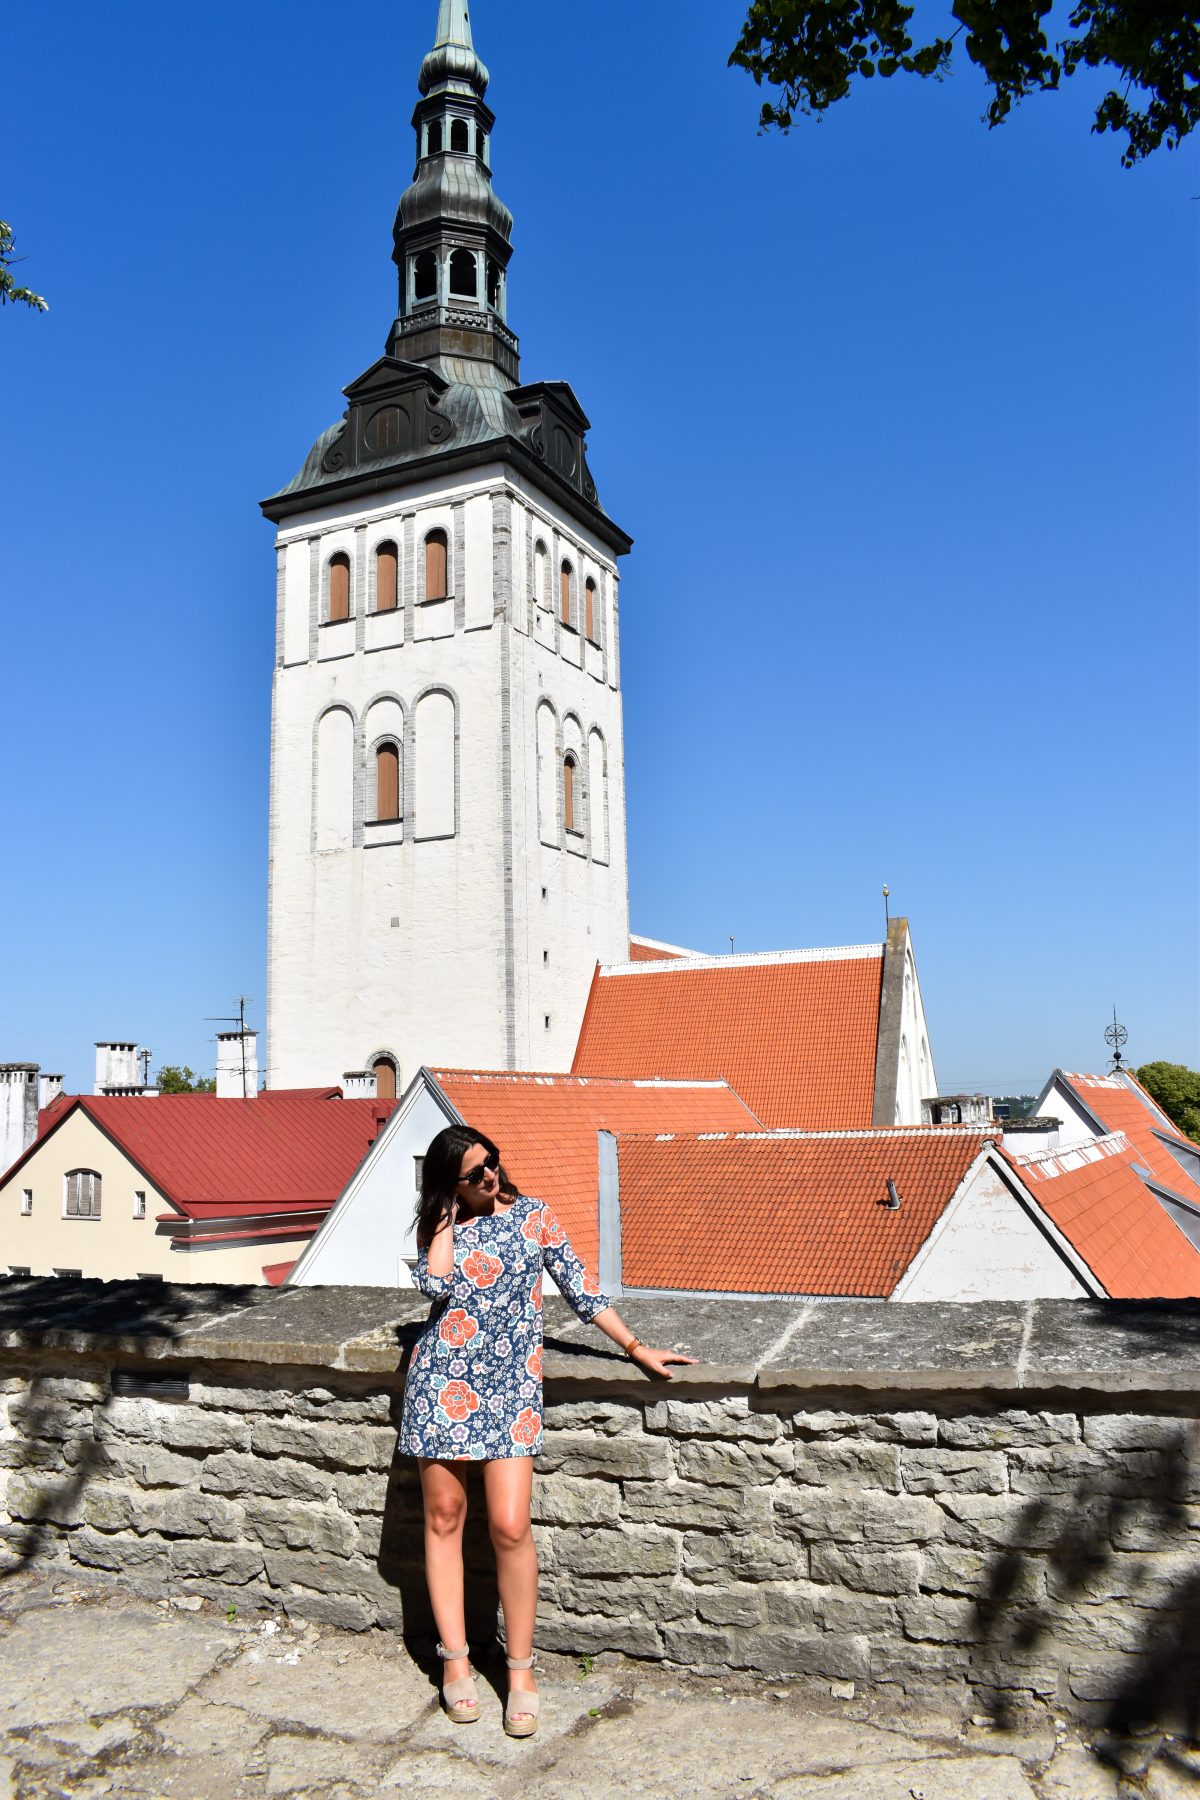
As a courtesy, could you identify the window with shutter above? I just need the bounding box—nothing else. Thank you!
[329,554,350,622]
[376,744,401,821]
[425,530,448,599]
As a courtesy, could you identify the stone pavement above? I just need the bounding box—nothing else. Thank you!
[0,1570,1197,1800]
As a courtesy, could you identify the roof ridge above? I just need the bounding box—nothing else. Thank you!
[432,1068,733,1090]
[614,1125,998,1143]
[1014,1130,1130,1178]
[599,943,885,976]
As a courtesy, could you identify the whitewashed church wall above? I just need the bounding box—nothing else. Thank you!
[894,945,938,1125]
[464,493,494,631]
[895,1158,1091,1302]
[282,541,310,666]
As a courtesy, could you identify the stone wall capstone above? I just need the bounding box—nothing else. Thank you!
[2,1280,1200,1731]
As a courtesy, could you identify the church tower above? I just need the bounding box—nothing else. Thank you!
[261,0,632,1096]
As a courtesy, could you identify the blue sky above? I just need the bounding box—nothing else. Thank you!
[3,0,1196,1096]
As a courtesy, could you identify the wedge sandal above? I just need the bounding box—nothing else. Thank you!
[503,1652,540,1739]
[436,1641,480,1724]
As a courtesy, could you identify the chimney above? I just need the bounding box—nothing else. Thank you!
[216,1031,259,1099]
[38,1074,64,1109]
[0,1065,40,1175]
[95,1042,141,1094]
[343,1070,378,1100]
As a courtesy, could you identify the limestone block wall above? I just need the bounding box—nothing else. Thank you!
[1,1282,1198,1732]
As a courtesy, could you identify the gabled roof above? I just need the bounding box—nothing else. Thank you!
[429,1068,761,1270]
[572,945,885,1129]
[614,1127,995,1296]
[5,1092,397,1219]
[1003,1131,1200,1300]
[627,934,696,962]
[1048,1071,1200,1208]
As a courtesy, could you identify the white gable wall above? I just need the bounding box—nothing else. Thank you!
[895,1154,1094,1301]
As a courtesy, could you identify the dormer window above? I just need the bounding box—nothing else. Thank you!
[449,249,478,300]
[450,118,470,153]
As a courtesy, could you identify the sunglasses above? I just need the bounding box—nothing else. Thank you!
[457,1149,500,1188]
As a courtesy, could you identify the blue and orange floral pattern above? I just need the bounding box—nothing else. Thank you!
[399,1195,610,1460]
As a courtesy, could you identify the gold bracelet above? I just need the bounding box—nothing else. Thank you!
[623,1336,642,1358]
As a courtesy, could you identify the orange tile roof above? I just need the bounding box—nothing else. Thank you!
[8,1092,397,1218]
[429,1069,761,1271]
[615,1128,994,1295]
[573,947,885,1128]
[1005,1132,1200,1299]
[628,936,693,962]
[1055,1072,1200,1205]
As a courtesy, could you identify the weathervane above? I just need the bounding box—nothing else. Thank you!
[1104,1006,1128,1073]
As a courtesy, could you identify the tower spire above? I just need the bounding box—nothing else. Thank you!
[420,0,489,99]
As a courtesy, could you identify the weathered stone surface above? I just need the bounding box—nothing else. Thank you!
[536,1431,672,1479]
[542,1572,693,1623]
[542,1398,640,1435]
[682,1529,806,1584]
[809,1544,921,1595]
[1008,1445,1168,1499]
[98,1442,199,1486]
[921,1545,1044,1602]
[940,1493,1107,1552]
[250,1418,394,1469]
[676,1438,793,1485]
[793,1440,900,1491]
[330,1470,391,1514]
[170,1540,264,1583]
[5,1473,87,1525]
[551,1525,679,1578]
[816,1586,902,1636]
[530,1472,621,1525]
[0,1605,222,1728]
[693,1583,765,1627]
[899,1594,986,1643]
[70,1527,172,1573]
[158,1491,244,1541]
[157,1406,252,1453]
[645,1396,782,1441]
[1082,1414,1195,1453]
[201,1449,335,1503]
[732,1627,872,1681]
[791,1408,938,1444]
[776,1487,944,1546]
[290,1387,396,1425]
[242,1497,360,1558]
[939,1411,1079,1450]
[902,1449,1008,1495]
[621,1478,772,1531]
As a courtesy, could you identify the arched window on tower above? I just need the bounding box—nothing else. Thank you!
[560,561,573,627]
[450,118,470,153]
[486,259,501,310]
[372,1056,398,1101]
[427,119,442,156]
[449,249,478,299]
[328,554,350,623]
[425,529,448,600]
[375,743,401,822]
[375,541,398,612]
[477,129,488,164]
[585,578,597,643]
[534,540,549,609]
[563,754,578,834]
[413,249,437,304]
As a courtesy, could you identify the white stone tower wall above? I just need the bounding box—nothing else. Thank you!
[266,465,628,1091]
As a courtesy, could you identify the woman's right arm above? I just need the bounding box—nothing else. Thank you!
[412,1204,456,1297]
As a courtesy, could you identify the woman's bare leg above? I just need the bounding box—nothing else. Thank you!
[419,1459,471,1686]
[483,1457,538,1715]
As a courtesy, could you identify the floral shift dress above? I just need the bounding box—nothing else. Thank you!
[399,1195,611,1460]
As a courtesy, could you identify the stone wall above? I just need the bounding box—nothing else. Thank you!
[2,1280,1199,1732]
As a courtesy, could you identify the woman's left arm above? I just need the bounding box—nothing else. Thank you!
[538,1206,696,1381]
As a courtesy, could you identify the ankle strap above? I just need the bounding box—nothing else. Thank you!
[505,1653,536,1669]
[437,1642,469,1660]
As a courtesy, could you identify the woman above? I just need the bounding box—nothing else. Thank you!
[399,1124,694,1737]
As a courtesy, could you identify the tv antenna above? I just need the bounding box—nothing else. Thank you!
[1104,1006,1128,1074]
[138,1048,152,1088]
[205,996,255,1098]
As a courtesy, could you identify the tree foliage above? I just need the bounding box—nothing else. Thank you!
[1136,1061,1200,1143]
[729,0,1200,165]
[0,221,48,312]
[156,1065,216,1094]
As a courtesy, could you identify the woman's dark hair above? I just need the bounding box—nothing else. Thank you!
[415,1124,516,1248]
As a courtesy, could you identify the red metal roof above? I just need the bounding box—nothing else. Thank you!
[573,948,885,1129]
[1005,1131,1200,1299]
[615,1128,994,1295]
[429,1069,761,1271]
[262,1260,298,1286]
[13,1092,397,1218]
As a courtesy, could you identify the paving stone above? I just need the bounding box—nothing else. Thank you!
[0,1607,223,1729]
[265,1733,389,1794]
[201,1638,429,1740]
[157,1697,271,1757]
[1036,1745,1127,1796]
[772,1754,1039,1798]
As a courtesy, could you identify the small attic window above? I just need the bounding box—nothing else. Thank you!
[450,118,470,153]
[414,250,437,303]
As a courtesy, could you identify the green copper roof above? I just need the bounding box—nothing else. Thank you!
[434,0,473,51]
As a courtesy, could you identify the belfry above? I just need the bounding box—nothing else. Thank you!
[261,0,633,1096]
